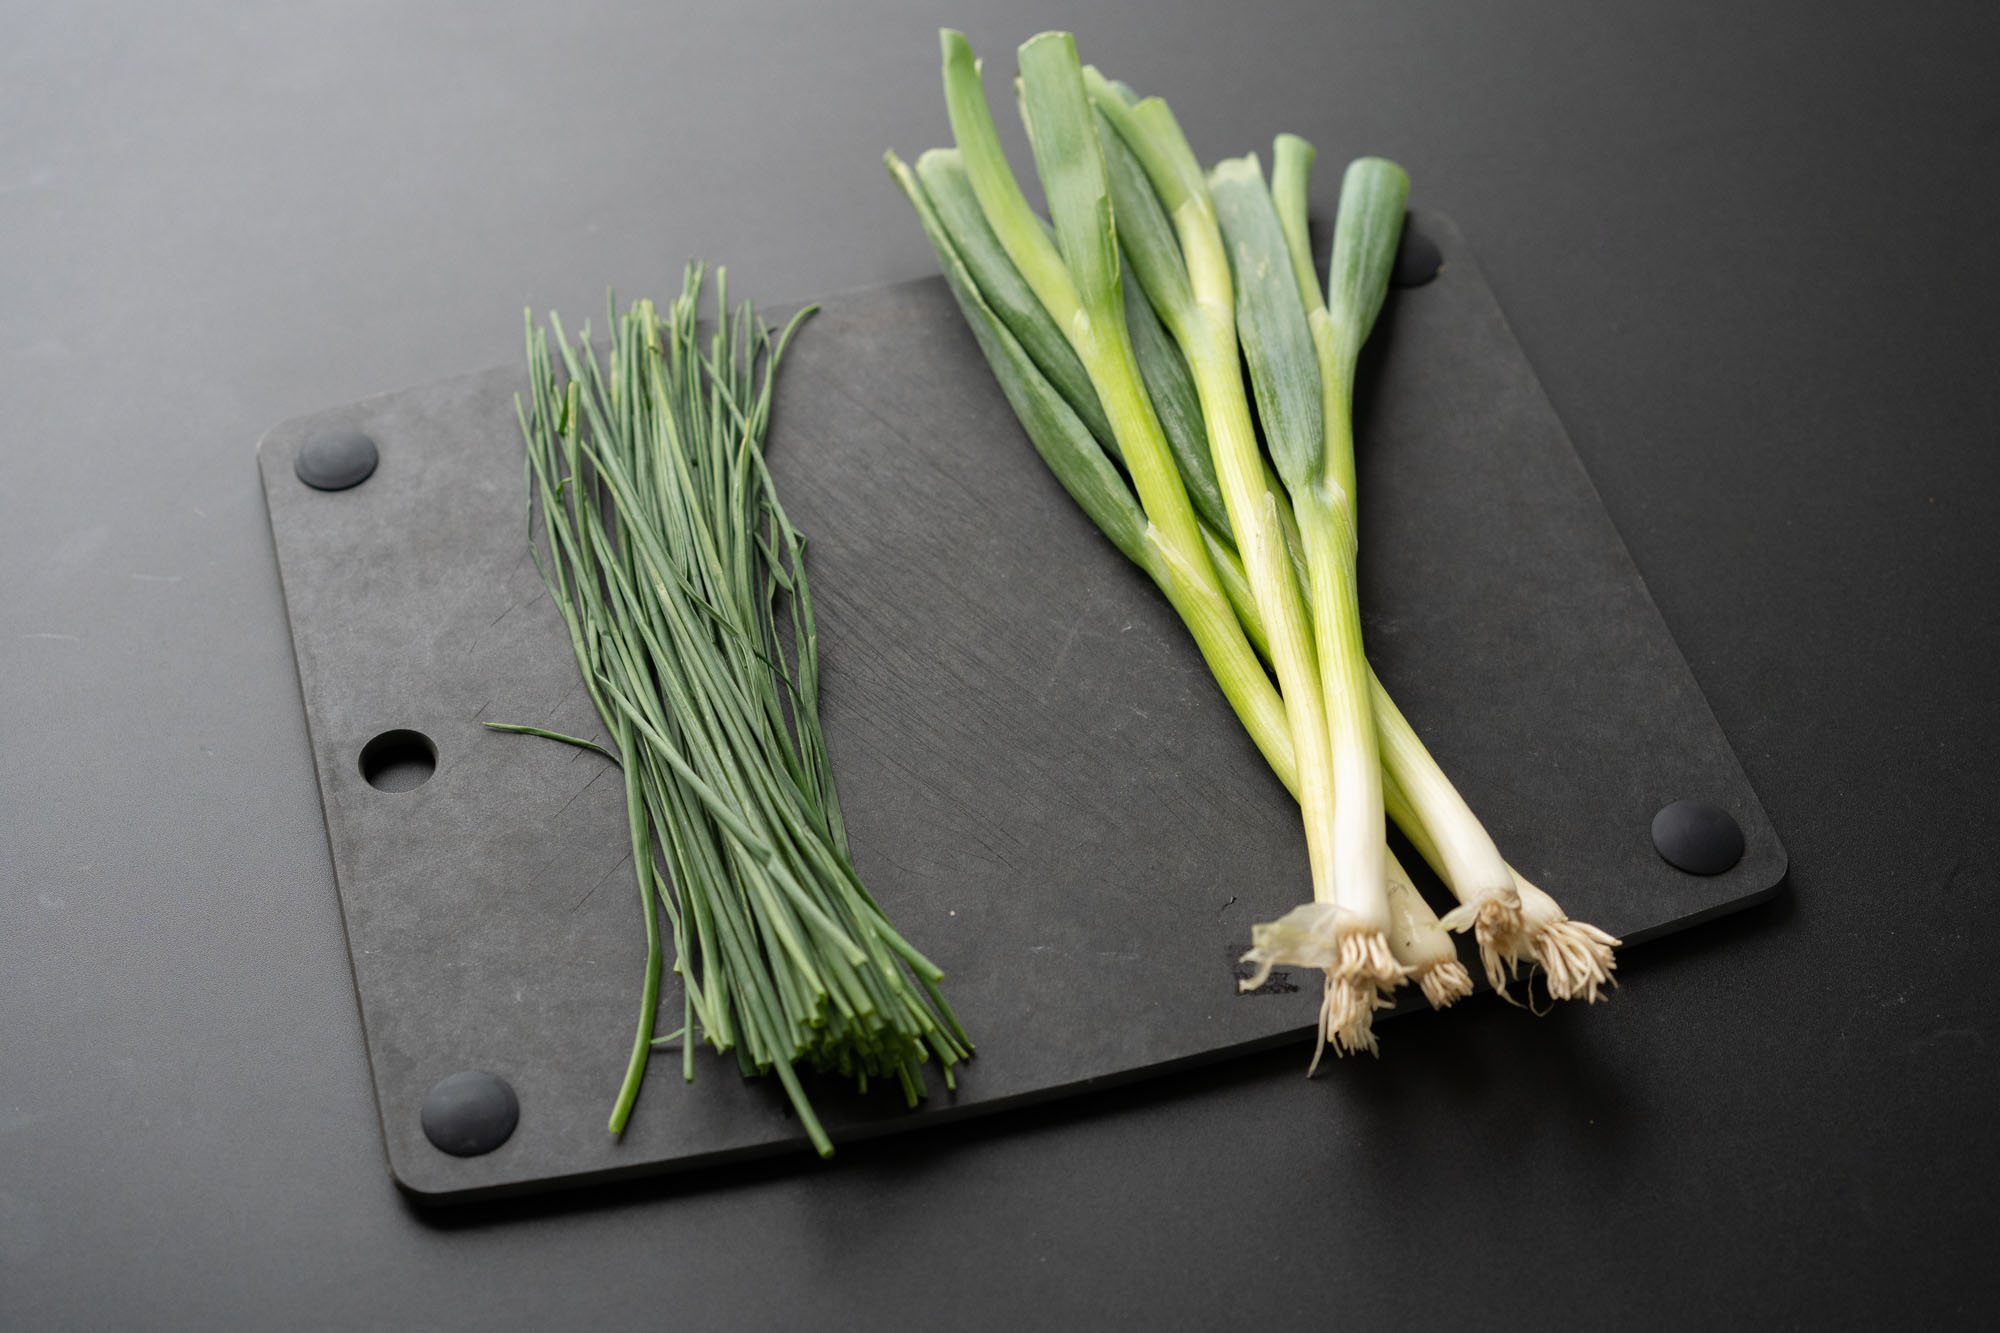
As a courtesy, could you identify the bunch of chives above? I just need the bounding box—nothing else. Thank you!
[887,30,1616,1061]
[497,265,970,1151]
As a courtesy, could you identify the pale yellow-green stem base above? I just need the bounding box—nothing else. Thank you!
[1074,327,1298,805]
[1142,527,1293,789]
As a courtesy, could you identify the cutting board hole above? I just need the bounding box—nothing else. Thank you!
[360,729,437,792]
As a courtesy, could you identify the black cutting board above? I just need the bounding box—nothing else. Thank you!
[257,213,1784,1201]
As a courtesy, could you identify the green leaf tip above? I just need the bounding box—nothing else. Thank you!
[1327,155,1412,356]
[1019,29,1078,58]
[938,25,1086,330]
[1270,134,1321,314]
[1207,152,1265,190]
[1017,27,1120,317]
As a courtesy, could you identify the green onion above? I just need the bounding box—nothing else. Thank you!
[893,29,1615,1054]
[1086,73,1403,1052]
[1208,166,1474,1022]
[1201,147,1399,1051]
[498,267,969,1151]
[1269,144,1618,1003]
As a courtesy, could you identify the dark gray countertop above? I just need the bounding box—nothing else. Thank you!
[5,1,1996,1327]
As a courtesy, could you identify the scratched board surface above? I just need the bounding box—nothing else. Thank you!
[258,214,1784,1201]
